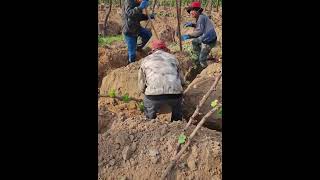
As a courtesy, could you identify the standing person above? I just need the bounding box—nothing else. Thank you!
[181,1,217,68]
[138,40,185,121]
[122,0,156,63]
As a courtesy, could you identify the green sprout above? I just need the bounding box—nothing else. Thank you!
[211,100,218,108]
[122,93,130,103]
[108,89,116,98]
[178,134,187,144]
[138,102,144,111]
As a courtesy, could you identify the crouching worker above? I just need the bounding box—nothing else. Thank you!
[138,40,185,121]
[181,1,217,68]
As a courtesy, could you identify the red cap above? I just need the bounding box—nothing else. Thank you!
[151,40,167,50]
[190,1,201,8]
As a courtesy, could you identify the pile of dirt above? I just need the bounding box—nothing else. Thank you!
[182,63,222,130]
[98,97,144,125]
[98,116,222,180]
[98,46,148,88]
[100,61,143,99]
[105,21,122,35]
[98,108,117,134]
[159,25,176,44]
[98,6,122,36]
[99,51,194,99]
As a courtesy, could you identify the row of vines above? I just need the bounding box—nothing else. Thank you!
[99,0,221,10]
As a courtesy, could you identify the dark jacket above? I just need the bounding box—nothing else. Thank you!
[122,0,149,36]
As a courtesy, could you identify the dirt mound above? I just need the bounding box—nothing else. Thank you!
[106,21,122,35]
[98,108,117,134]
[100,61,143,99]
[98,116,222,180]
[159,25,176,44]
[98,96,144,121]
[98,6,122,35]
[182,63,222,130]
[98,47,148,88]
[99,52,193,99]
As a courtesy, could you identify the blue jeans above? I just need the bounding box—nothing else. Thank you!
[124,28,152,63]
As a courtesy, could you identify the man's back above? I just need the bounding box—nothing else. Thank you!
[139,50,184,95]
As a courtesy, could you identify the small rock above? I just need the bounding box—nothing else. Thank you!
[131,142,137,152]
[119,116,126,121]
[149,148,160,157]
[129,135,135,141]
[178,162,187,169]
[188,175,195,180]
[130,158,137,166]
[118,112,125,116]
[167,142,174,152]
[151,141,157,146]
[120,176,127,180]
[118,104,126,110]
[150,119,155,123]
[191,145,198,158]
[151,156,160,164]
[128,101,136,110]
[160,137,165,141]
[122,146,132,160]
[153,132,161,140]
[115,133,129,146]
[106,98,115,105]
[115,143,120,150]
[187,156,197,171]
[160,126,168,136]
[109,159,116,166]
[118,112,125,120]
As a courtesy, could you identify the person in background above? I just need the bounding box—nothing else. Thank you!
[181,1,217,68]
[122,0,156,63]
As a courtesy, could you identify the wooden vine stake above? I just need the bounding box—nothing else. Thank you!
[184,71,222,130]
[145,8,159,39]
[145,0,158,28]
[175,0,182,51]
[160,104,221,180]
[173,71,222,157]
[104,0,112,36]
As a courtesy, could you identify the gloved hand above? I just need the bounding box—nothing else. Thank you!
[184,22,193,27]
[139,0,149,9]
[181,34,190,41]
[149,13,156,19]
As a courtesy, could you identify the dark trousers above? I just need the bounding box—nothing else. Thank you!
[144,94,183,122]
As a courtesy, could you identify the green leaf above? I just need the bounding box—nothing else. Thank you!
[211,100,218,108]
[178,134,187,144]
[138,102,144,111]
[122,93,130,103]
[108,89,116,98]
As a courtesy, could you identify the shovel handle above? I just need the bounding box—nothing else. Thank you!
[145,9,159,40]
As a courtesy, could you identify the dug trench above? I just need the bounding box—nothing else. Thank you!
[98,44,222,133]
